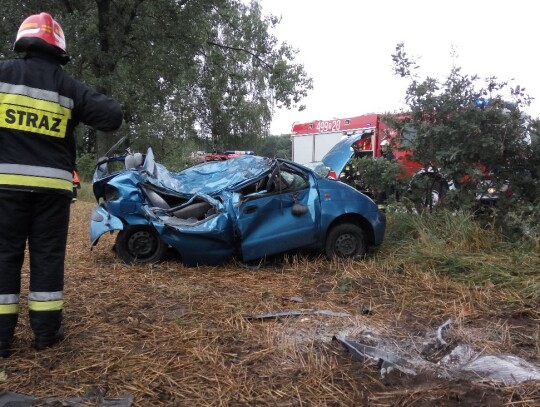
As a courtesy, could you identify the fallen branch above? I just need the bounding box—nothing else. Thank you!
[243,309,351,320]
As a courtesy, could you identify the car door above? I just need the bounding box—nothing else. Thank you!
[234,165,321,262]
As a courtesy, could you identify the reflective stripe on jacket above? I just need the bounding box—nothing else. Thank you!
[0,163,73,192]
[0,51,123,195]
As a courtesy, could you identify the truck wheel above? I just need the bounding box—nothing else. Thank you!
[115,225,167,264]
[325,224,367,259]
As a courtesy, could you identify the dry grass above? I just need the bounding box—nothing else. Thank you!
[0,201,538,406]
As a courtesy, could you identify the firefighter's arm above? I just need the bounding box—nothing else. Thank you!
[72,79,124,132]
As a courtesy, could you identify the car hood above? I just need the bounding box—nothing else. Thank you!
[319,133,366,175]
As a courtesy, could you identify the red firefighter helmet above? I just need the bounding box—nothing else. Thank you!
[14,12,66,53]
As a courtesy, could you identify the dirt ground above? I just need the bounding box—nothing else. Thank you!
[0,201,538,406]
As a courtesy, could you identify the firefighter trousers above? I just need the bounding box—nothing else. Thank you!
[0,190,70,341]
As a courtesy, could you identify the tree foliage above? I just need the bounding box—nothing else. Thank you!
[1,0,311,160]
[256,134,291,159]
[388,43,540,238]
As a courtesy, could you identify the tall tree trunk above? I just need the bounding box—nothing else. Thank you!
[94,0,125,157]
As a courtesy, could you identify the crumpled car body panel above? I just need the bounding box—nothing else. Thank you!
[90,204,124,246]
[231,185,322,262]
[145,194,235,266]
[90,148,386,265]
[169,155,272,194]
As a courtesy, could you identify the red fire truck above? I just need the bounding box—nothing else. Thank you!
[291,113,459,207]
[290,113,413,167]
[291,113,507,207]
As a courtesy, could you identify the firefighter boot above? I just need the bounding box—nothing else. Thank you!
[34,327,64,351]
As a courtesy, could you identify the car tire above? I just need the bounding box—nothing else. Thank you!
[325,223,367,259]
[115,225,167,264]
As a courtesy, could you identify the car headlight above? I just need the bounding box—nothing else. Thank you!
[104,185,120,201]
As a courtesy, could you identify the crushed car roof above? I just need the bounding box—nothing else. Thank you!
[167,155,273,194]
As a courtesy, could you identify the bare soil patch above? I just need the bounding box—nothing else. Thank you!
[0,201,538,406]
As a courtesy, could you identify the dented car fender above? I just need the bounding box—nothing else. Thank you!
[90,204,124,247]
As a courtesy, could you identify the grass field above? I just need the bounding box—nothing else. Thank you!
[0,197,538,406]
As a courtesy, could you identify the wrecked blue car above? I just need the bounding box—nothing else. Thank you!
[90,148,386,266]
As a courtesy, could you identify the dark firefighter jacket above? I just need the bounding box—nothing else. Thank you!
[0,51,123,196]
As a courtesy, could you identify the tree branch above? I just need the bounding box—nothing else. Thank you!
[206,40,272,70]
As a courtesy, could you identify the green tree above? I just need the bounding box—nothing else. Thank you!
[1,0,312,160]
[257,134,291,159]
[389,43,540,237]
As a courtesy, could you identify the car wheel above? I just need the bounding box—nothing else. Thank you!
[115,225,167,264]
[325,224,367,259]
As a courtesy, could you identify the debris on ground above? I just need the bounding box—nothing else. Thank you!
[333,319,540,385]
[244,309,351,320]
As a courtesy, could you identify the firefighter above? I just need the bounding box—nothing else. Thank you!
[340,143,361,186]
[351,139,363,158]
[72,170,81,202]
[340,152,363,191]
[339,160,357,185]
[0,12,123,357]
[380,139,395,161]
[376,139,397,208]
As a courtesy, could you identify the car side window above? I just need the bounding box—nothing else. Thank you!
[238,166,309,199]
[279,169,308,191]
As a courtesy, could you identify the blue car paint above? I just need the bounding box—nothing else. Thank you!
[90,148,386,265]
[150,154,272,195]
[319,133,366,176]
[90,204,124,245]
[315,177,386,245]
[151,217,235,266]
[90,170,155,244]
[90,153,275,263]
[232,180,322,262]
[146,194,235,266]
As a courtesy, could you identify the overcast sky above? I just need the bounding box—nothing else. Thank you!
[259,0,539,135]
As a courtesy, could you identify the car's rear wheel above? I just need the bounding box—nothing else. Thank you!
[325,223,367,259]
[115,225,167,264]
